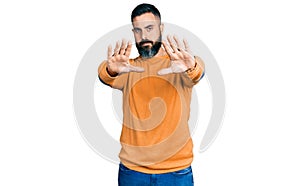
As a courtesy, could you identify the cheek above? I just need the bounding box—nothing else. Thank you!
[149,30,161,40]
[134,33,142,43]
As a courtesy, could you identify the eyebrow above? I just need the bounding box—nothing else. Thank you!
[145,25,154,29]
[133,24,154,29]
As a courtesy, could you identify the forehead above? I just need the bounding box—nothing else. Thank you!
[132,12,160,27]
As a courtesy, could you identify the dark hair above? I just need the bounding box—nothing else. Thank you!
[131,3,161,22]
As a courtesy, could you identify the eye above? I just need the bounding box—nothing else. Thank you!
[146,26,153,32]
[133,28,142,34]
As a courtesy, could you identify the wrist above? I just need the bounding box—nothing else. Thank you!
[186,59,197,72]
[106,67,118,77]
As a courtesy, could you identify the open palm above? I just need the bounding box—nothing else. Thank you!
[158,36,195,75]
[107,39,144,75]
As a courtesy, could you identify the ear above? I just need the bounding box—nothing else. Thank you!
[160,23,164,33]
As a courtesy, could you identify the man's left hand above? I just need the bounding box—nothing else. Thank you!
[158,36,195,75]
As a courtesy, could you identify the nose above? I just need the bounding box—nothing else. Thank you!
[141,29,149,40]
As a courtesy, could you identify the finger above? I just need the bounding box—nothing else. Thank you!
[157,67,173,76]
[128,65,144,72]
[166,35,174,50]
[162,41,175,58]
[119,39,127,55]
[113,41,121,56]
[167,35,179,54]
[107,45,112,59]
[173,35,184,50]
[183,39,192,54]
[181,49,194,59]
[167,35,173,44]
[124,41,132,57]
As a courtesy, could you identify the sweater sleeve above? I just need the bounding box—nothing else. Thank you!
[185,56,205,85]
[98,61,127,90]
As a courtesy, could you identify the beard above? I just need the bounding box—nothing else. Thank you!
[136,35,162,59]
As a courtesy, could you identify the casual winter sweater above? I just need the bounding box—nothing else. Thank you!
[98,55,204,174]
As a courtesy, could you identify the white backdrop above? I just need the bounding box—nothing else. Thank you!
[1,0,299,185]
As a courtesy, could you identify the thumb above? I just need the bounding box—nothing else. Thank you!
[128,65,144,72]
[157,67,173,76]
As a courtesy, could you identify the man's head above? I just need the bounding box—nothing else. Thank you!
[131,3,163,59]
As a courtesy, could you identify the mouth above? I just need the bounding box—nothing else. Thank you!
[142,42,152,46]
[142,43,152,47]
[139,41,153,47]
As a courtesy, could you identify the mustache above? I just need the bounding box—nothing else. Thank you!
[138,40,154,46]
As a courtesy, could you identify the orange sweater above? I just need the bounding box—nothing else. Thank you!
[98,55,204,174]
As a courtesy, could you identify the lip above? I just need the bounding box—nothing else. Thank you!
[142,42,152,46]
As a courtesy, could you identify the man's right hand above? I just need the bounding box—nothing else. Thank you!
[106,39,144,76]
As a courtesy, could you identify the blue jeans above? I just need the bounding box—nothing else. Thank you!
[118,163,194,186]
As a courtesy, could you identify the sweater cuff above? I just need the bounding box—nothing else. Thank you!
[185,57,204,82]
[98,61,118,84]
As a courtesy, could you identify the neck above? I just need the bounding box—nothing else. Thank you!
[154,47,167,57]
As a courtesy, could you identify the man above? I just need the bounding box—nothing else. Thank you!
[98,3,205,186]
